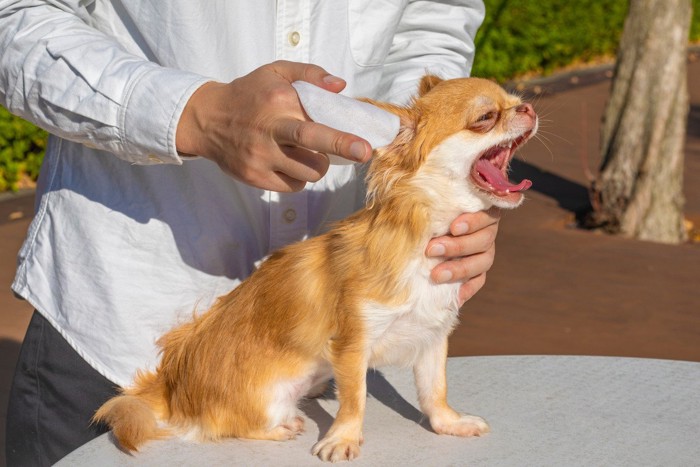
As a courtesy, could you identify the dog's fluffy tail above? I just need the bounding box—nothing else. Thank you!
[93,372,168,451]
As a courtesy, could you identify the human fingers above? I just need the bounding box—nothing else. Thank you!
[261,170,308,193]
[243,145,330,193]
[270,60,347,94]
[277,146,330,183]
[176,61,360,191]
[275,119,371,163]
[233,143,331,192]
[268,61,372,163]
[458,273,487,306]
[426,213,498,258]
[429,244,496,285]
[450,208,501,237]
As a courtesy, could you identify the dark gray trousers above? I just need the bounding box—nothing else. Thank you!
[6,311,118,466]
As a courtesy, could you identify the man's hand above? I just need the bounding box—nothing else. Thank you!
[176,61,371,192]
[426,209,501,306]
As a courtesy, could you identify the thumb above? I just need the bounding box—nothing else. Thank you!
[271,60,347,93]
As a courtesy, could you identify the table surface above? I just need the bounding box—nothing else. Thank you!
[56,355,700,466]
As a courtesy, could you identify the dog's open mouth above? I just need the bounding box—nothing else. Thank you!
[470,130,533,198]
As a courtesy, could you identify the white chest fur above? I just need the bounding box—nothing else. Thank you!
[359,131,501,370]
[362,255,461,369]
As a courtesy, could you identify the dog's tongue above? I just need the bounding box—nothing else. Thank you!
[475,159,532,192]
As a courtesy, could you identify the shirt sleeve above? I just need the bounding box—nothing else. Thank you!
[377,0,486,104]
[0,0,211,165]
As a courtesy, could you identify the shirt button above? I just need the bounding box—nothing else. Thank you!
[288,31,301,47]
[147,155,163,164]
[283,208,297,223]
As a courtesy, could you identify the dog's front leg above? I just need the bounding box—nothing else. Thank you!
[413,337,490,437]
[311,341,367,462]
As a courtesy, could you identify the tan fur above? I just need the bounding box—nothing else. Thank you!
[94,76,537,462]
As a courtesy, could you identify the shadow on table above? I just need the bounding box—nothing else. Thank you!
[301,370,431,441]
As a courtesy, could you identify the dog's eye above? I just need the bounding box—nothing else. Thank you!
[477,112,497,122]
[470,111,499,132]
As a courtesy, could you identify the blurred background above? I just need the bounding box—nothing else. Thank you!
[2,1,700,464]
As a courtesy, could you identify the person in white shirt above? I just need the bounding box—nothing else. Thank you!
[1,1,496,464]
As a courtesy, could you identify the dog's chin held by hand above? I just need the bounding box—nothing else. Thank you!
[94,75,537,462]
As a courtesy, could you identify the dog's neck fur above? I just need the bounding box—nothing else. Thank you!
[322,140,482,308]
[363,119,492,235]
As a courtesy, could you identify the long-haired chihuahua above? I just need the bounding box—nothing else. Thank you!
[95,75,537,462]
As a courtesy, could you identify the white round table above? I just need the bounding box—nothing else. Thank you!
[56,356,700,466]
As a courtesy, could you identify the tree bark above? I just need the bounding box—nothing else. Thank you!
[590,0,691,244]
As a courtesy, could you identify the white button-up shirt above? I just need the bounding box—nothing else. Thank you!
[1,0,484,386]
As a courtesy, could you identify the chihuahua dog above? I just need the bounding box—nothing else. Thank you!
[95,76,537,462]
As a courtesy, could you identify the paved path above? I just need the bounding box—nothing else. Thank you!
[452,57,700,361]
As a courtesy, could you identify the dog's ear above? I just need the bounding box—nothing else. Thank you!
[360,99,415,130]
[418,75,443,96]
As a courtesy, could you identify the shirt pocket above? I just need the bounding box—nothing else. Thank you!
[347,1,408,67]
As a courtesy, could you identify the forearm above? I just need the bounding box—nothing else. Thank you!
[0,0,209,164]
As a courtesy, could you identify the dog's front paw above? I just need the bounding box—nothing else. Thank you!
[431,413,490,438]
[311,435,362,462]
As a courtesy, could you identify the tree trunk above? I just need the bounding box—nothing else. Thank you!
[590,0,691,244]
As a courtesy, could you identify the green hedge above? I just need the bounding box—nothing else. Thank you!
[2,1,700,192]
[0,105,46,192]
[472,0,700,82]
